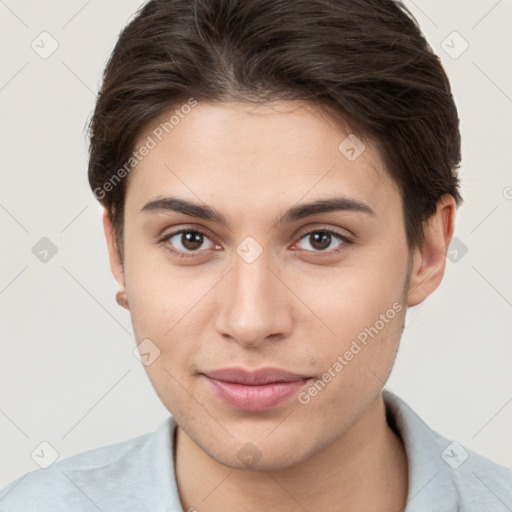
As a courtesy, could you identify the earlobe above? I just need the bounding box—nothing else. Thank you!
[115,290,129,309]
[101,207,129,310]
[406,194,456,307]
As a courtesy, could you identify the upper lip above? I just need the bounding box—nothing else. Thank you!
[202,367,311,385]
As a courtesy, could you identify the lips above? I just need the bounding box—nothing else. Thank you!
[201,367,311,412]
[203,367,310,385]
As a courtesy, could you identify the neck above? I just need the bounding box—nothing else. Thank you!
[175,393,408,512]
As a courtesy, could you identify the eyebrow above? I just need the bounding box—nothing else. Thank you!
[140,196,375,226]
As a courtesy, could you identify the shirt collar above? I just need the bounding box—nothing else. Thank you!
[65,417,181,512]
[383,389,460,512]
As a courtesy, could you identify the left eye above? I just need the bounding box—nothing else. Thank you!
[295,230,346,252]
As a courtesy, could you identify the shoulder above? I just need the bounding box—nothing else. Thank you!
[383,389,512,511]
[447,445,512,510]
[0,417,179,512]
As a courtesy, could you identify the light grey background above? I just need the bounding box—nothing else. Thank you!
[1,0,511,489]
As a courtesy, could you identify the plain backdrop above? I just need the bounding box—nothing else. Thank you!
[1,0,511,489]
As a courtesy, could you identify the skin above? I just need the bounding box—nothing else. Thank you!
[103,100,456,511]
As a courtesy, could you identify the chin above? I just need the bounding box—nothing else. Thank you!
[199,432,317,473]
[214,447,308,472]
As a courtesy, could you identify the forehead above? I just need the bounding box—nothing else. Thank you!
[125,100,399,217]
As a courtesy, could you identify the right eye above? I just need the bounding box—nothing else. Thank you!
[159,229,220,257]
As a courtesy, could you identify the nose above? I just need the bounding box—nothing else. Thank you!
[214,251,294,348]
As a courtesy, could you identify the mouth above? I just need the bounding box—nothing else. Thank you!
[200,367,312,412]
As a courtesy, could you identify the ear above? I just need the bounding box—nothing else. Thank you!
[407,194,457,307]
[102,207,128,309]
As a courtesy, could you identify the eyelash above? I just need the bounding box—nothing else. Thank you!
[158,227,353,258]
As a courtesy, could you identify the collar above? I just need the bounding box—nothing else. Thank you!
[383,389,460,511]
[65,416,181,512]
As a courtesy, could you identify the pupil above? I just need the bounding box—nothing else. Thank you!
[311,232,330,250]
[182,232,203,250]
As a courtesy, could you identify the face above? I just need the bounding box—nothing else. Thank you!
[106,100,435,471]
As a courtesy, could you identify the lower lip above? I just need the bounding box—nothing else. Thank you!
[203,376,310,412]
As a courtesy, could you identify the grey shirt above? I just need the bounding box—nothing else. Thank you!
[1,389,511,511]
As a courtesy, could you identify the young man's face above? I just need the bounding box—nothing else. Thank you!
[104,100,449,470]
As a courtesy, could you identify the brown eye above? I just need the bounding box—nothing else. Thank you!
[295,230,348,253]
[163,229,215,254]
[180,231,204,250]
[309,232,332,251]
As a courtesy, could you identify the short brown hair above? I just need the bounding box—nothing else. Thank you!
[88,0,462,253]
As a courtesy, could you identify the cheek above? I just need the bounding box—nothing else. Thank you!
[123,254,214,376]
[123,243,199,334]
[288,248,408,388]
[293,256,407,336]
[297,300,405,424]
